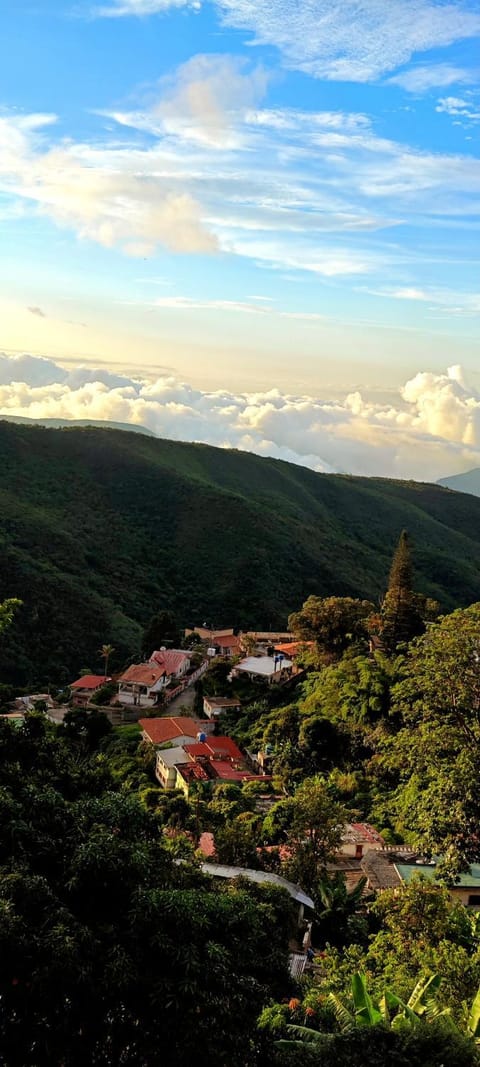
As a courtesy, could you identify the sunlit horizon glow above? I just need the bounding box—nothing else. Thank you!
[1,0,479,479]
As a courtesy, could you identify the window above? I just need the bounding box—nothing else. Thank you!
[468,895,480,905]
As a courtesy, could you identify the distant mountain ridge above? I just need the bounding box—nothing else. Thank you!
[438,468,480,498]
[0,414,156,437]
[1,420,480,686]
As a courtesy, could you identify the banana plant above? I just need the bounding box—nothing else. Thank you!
[465,986,480,1041]
[278,971,453,1051]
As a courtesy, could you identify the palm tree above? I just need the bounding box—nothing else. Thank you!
[315,873,368,947]
[99,643,115,679]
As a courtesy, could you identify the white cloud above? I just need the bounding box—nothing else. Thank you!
[96,0,480,84]
[1,54,480,277]
[388,63,472,92]
[154,53,268,147]
[436,95,480,120]
[0,111,217,256]
[150,294,325,318]
[106,54,268,148]
[216,0,480,82]
[96,0,192,15]
[371,285,480,315]
[0,354,68,387]
[1,353,480,481]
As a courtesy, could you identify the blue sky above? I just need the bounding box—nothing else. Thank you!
[0,0,479,478]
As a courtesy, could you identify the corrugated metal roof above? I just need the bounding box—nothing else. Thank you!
[200,862,314,908]
[397,862,480,888]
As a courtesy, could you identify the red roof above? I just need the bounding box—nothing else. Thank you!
[119,663,166,686]
[71,674,110,690]
[274,642,314,656]
[198,832,216,857]
[350,822,386,845]
[209,761,266,782]
[215,634,240,649]
[184,736,244,762]
[176,762,211,783]
[139,716,202,745]
[150,650,190,675]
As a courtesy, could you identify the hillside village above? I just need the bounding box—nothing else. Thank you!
[7,607,480,932]
[3,530,480,1065]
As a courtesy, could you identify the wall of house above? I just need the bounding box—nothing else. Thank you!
[174,769,190,797]
[155,756,178,789]
[449,888,480,907]
[118,687,158,708]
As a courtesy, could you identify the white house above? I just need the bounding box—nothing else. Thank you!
[117,663,169,707]
[232,654,293,685]
[203,695,242,719]
[150,649,191,678]
[117,650,191,708]
[155,745,193,788]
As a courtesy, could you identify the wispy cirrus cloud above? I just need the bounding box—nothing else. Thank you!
[366,285,480,316]
[0,354,480,480]
[1,52,479,288]
[388,63,473,92]
[148,294,325,318]
[96,0,194,15]
[96,0,480,84]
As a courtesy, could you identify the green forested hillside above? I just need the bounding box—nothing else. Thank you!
[1,420,480,685]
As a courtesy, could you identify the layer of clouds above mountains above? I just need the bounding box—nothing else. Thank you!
[1,354,479,482]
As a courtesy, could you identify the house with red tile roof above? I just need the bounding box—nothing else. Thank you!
[70,674,111,706]
[118,649,190,709]
[118,662,170,708]
[274,641,314,658]
[212,634,242,657]
[174,758,267,795]
[140,716,213,746]
[151,724,269,795]
[150,649,190,677]
[340,823,386,858]
[184,736,244,762]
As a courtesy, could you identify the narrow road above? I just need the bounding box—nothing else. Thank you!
[164,684,197,717]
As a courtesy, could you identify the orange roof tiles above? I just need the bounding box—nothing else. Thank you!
[184,736,244,762]
[139,716,202,745]
[118,663,166,686]
[274,642,314,656]
[209,761,265,782]
[71,674,110,689]
[150,650,190,675]
[214,634,241,649]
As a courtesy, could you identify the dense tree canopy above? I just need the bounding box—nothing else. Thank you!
[0,713,293,1067]
[289,597,374,660]
[380,604,480,873]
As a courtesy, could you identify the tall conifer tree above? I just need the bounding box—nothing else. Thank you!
[381,531,424,652]
[388,529,413,593]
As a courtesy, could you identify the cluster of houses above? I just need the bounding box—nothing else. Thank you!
[140,714,269,796]
[7,622,480,926]
[68,626,311,712]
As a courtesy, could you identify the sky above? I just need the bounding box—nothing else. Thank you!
[0,0,480,479]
